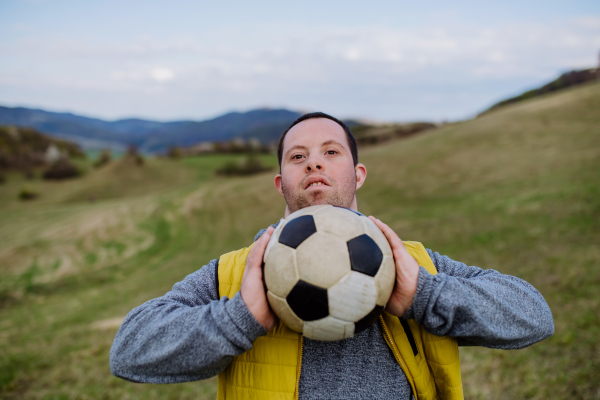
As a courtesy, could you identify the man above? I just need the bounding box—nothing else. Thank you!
[110,112,554,400]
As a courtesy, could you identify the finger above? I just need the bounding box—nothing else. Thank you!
[247,226,275,270]
[252,226,275,253]
[368,216,406,254]
[372,217,407,260]
[258,226,275,248]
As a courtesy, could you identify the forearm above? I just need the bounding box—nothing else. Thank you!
[404,250,554,349]
[109,262,266,383]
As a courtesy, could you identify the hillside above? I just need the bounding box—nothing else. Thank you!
[0,125,85,171]
[482,67,599,114]
[0,80,599,399]
[0,106,301,153]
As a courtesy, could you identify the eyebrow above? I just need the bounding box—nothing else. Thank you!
[321,140,344,148]
[285,144,308,158]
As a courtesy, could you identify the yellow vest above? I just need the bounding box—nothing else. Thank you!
[216,240,463,400]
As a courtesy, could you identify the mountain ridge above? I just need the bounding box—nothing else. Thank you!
[0,105,302,153]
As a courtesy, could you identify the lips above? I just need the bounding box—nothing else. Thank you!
[304,177,330,189]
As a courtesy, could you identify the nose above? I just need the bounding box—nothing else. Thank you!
[306,154,323,172]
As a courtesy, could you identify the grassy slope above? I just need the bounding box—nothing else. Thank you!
[0,82,599,399]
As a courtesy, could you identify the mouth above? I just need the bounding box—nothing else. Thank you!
[305,179,330,190]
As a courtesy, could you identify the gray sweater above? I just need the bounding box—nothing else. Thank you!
[110,227,554,399]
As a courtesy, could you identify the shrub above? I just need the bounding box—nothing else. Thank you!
[167,147,184,159]
[42,159,80,180]
[18,187,38,201]
[127,146,144,166]
[134,154,144,166]
[23,169,36,180]
[93,149,112,168]
[216,155,273,177]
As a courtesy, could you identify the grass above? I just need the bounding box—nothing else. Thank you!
[1,81,599,399]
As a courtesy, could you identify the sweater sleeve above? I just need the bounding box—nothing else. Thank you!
[403,249,554,349]
[109,259,267,383]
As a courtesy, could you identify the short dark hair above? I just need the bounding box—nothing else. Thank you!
[277,112,358,171]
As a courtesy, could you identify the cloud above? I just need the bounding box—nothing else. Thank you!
[150,67,174,83]
[1,17,599,120]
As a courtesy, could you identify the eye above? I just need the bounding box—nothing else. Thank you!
[326,150,337,155]
[292,154,304,160]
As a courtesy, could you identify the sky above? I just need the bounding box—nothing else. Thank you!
[1,0,599,122]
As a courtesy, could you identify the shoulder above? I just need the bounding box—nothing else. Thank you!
[425,248,504,279]
[151,259,220,306]
[425,248,473,276]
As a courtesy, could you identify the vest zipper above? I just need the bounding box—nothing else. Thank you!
[379,316,418,397]
[295,336,303,400]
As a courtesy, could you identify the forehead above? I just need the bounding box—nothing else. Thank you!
[284,118,349,151]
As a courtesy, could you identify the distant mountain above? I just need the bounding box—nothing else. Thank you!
[0,106,302,153]
[482,68,600,114]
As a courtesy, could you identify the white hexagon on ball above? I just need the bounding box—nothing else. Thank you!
[328,271,377,322]
[287,204,331,219]
[313,206,366,242]
[303,316,355,341]
[264,218,286,260]
[264,243,298,298]
[267,291,304,333]
[374,254,396,307]
[295,232,351,288]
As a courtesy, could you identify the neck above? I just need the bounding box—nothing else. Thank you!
[283,197,358,218]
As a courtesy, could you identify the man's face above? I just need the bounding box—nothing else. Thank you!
[274,118,367,216]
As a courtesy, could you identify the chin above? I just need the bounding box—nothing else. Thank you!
[309,194,349,208]
[308,199,330,206]
[285,188,353,214]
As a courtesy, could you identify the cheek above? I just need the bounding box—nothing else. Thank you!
[339,166,357,185]
[282,170,302,189]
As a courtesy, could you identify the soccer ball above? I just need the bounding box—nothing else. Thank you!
[263,205,395,341]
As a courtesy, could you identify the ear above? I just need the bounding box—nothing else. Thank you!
[355,163,367,190]
[274,173,284,196]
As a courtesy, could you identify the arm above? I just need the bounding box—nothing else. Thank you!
[404,250,555,349]
[109,260,267,383]
[368,216,553,350]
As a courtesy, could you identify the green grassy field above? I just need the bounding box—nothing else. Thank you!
[1,82,599,399]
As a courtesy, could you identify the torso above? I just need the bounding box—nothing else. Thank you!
[299,322,414,400]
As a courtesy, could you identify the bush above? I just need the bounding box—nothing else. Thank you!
[134,154,144,166]
[18,187,38,201]
[42,159,80,180]
[23,169,36,180]
[93,149,112,168]
[167,147,184,159]
[216,156,273,177]
[127,146,144,166]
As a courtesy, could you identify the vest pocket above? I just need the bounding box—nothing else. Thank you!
[399,318,419,356]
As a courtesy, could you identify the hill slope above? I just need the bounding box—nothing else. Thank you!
[0,125,84,171]
[0,81,599,399]
[482,67,599,114]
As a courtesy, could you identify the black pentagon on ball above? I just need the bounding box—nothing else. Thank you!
[347,234,383,277]
[278,215,317,249]
[332,205,363,216]
[286,280,329,321]
[354,305,384,333]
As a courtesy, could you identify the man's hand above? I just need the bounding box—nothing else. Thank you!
[240,226,277,331]
[369,216,420,317]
